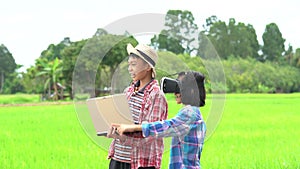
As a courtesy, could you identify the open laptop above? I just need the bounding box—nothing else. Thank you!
[86,93,133,136]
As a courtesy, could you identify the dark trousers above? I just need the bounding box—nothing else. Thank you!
[109,159,155,169]
[109,159,130,169]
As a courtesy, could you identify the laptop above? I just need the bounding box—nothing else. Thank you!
[86,93,133,136]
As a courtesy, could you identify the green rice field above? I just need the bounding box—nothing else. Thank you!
[0,93,299,168]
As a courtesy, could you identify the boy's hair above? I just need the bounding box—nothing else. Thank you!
[129,53,147,64]
[179,71,206,107]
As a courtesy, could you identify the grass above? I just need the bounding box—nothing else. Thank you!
[0,93,299,168]
[0,105,104,168]
[0,94,40,104]
[201,93,300,169]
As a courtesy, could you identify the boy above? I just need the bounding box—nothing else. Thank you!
[108,43,168,169]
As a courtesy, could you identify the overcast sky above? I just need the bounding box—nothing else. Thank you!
[1,0,299,72]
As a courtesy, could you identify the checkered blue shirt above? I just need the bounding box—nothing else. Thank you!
[142,105,206,169]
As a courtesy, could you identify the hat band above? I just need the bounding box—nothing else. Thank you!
[136,49,156,67]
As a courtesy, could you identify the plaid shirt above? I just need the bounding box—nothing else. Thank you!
[108,79,168,169]
[142,105,206,169]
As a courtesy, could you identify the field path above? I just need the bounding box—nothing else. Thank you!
[0,101,73,107]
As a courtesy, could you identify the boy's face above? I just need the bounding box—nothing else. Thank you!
[128,56,150,81]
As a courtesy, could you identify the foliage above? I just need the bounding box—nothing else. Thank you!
[201,16,260,59]
[0,44,17,93]
[261,23,286,62]
[286,47,300,68]
[295,48,300,67]
[155,51,190,80]
[1,67,24,94]
[222,57,300,93]
[151,10,198,55]
[69,33,138,98]
[158,52,300,94]
[0,44,16,74]
[40,37,71,61]
[151,30,185,54]
[22,62,46,94]
[61,39,87,99]
[36,57,63,100]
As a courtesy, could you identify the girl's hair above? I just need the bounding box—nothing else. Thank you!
[179,71,206,107]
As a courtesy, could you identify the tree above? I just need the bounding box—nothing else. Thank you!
[93,28,108,37]
[101,35,138,79]
[0,44,17,93]
[3,64,24,94]
[61,39,87,99]
[261,23,285,62]
[293,48,300,68]
[151,30,185,54]
[36,57,63,100]
[284,44,294,65]
[22,65,44,94]
[200,16,259,59]
[227,19,259,59]
[151,10,198,55]
[40,37,71,61]
[200,16,230,59]
[77,33,138,96]
[61,29,138,98]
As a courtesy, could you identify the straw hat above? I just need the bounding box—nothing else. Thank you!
[127,43,158,78]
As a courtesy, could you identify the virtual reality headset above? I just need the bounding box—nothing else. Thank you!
[160,77,180,93]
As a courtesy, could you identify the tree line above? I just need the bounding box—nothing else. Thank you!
[1,10,300,99]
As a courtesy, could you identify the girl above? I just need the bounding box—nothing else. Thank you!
[113,71,206,169]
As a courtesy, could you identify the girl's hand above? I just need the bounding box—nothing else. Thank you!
[111,123,141,135]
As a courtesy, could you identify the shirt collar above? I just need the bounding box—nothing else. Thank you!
[133,79,155,93]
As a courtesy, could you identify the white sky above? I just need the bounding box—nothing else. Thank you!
[1,0,299,72]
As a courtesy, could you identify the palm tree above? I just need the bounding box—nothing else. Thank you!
[36,57,63,100]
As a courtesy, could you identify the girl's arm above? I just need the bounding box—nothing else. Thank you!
[114,106,202,138]
[112,123,142,135]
